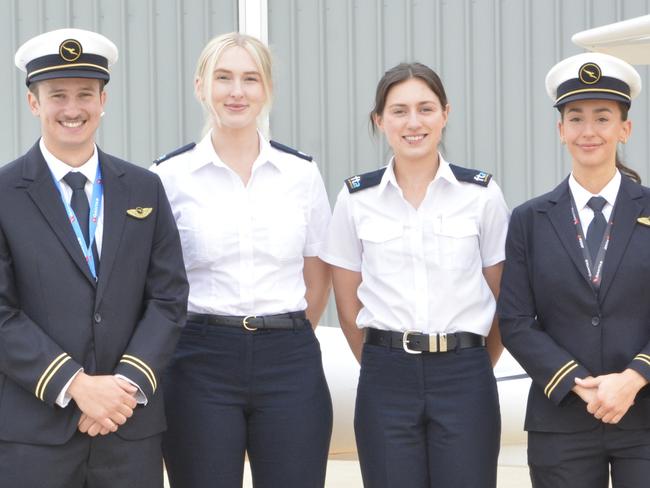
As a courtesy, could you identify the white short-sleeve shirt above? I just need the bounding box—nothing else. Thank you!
[152,131,331,316]
[320,155,510,336]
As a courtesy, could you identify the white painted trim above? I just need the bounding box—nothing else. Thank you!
[238,0,270,137]
[238,0,268,44]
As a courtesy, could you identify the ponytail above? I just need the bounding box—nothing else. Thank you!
[616,154,642,184]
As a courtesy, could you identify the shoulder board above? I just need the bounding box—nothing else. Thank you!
[448,163,492,187]
[154,142,196,165]
[269,140,313,161]
[345,167,387,193]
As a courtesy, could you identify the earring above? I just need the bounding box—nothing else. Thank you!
[100,111,105,117]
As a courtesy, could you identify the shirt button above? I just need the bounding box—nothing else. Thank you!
[591,316,600,327]
[94,313,102,324]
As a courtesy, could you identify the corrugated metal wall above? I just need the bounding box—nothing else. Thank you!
[1,0,237,166]
[267,0,650,326]
[3,1,649,327]
[268,0,650,209]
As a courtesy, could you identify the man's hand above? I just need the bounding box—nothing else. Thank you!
[575,369,648,424]
[78,413,111,436]
[68,373,138,432]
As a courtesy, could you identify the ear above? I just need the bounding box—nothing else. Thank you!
[557,119,565,144]
[194,77,203,101]
[620,119,632,143]
[441,103,450,127]
[100,89,107,108]
[373,112,384,133]
[27,90,40,117]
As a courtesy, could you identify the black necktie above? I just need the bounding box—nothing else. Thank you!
[586,196,607,260]
[63,172,90,242]
[63,172,100,273]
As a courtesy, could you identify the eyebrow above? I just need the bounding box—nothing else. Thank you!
[214,69,261,75]
[388,101,438,108]
[566,106,613,114]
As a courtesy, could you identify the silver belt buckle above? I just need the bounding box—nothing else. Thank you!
[402,330,422,354]
[242,315,258,331]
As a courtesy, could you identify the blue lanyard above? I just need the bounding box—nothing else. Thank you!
[51,165,104,280]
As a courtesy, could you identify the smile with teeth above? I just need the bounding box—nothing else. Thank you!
[61,120,84,128]
[403,134,426,142]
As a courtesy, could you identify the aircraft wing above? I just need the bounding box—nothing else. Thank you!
[572,14,650,65]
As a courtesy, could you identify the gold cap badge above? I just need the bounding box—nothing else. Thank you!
[579,62,601,85]
[59,39,82,62]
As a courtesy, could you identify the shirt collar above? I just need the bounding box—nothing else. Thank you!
[189,129,279,174]
[569,170,621,210]
[378,152,457,194]
[40,138,99,183]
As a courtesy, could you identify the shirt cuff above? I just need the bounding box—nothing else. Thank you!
[55,368,83,407]
[115,374,148,405]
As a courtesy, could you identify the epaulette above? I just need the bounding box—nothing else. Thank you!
[270,140,313,161]
[345,167,387,193]
[448,163,492,187]
[154,142,196,165]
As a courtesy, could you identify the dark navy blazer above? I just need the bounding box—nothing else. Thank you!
[0,142,188,445]
[499,175,650,433]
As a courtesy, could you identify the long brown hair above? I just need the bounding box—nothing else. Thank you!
[560,102,641,184]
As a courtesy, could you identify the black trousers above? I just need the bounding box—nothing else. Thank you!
[529,425,650,488]
[0,431,163,488]
[354,342,501,488]
[162,319,333,488]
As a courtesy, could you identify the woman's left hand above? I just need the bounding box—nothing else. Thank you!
[575,369,648,424]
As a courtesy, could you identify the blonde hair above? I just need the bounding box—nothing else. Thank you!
[194,32,273,136]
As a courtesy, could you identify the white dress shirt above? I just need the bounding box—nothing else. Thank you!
[40,138,104,253]
[320,155,510,336]
[152,131,331,315]
[568,170,621,237]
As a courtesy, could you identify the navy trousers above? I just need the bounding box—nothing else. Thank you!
[355,342,500,488]
[0,432,163,488]
[162,319,333,488]
[529,425,650,488]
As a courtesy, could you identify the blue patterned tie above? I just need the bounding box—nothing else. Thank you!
[586,196,607,260]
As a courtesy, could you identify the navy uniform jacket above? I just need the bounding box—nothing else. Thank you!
[498,175,650,433]
[0,142,189,445]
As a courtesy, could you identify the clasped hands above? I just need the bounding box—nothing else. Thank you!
[572,368,648,424]
[67,372,138,437]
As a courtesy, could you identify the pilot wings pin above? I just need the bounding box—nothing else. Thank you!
[637,216,650,227]
[126,207,153,219]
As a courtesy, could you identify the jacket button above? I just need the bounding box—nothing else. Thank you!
[591,316,600,326]
[94,313,102,324]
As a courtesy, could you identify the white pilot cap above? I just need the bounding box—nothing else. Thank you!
[15,28,118,86]
[545,52,641,109]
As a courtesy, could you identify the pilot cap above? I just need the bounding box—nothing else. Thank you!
[15,28,118,86]
[545,52,641,109]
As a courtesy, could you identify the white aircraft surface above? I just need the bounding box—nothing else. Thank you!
[318,14,650,464]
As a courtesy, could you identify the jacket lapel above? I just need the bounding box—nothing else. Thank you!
[21,142,96,286]
[95,150,128,305]
[541,178,592,286]
[598,177,644,302]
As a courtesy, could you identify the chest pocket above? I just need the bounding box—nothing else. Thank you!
[358,219,404,274]
[266,204,308,262]
[431,218,479,270]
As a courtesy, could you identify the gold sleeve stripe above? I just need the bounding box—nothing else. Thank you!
[121,355,157,390]
[35,353,70,400]
[36,354,72,401]
[120,357,157,392]
[544,360,577,398]
[634,356,650,368]
[545,363,578,399]
[636,353,650,362]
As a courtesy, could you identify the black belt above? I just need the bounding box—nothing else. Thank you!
[186,311,309,331]
[364,328,486,354]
